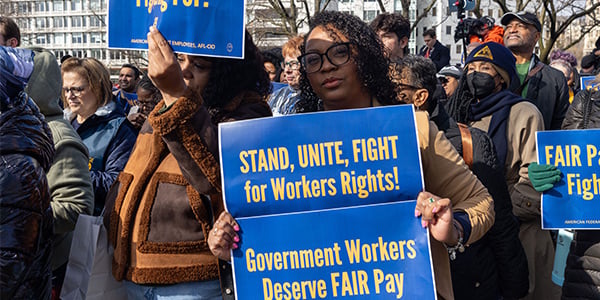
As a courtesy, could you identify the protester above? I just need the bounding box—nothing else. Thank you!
[261,48,283,82]
[25,48,94,298]
[0,46,54,300]
[560,75,600,300]
[392,55,529,300]
[446,42,559,300]
[419,29,451,71]
[107,27,271,299]
[437,65,462,98]
[501,11,570,130]
[549,49,579,103]
[113,63,141,114]
[370,12,411,61]
[61,57,136,215]
[209,11,494,300]
[126,75,161,130]
[0,16,20,47]
[268,35,303,115]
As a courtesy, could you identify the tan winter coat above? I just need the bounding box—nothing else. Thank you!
[415,111,495,300]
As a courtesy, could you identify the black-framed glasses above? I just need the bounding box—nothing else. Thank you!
[281,60,300,70]
[62,85,87,97]
[299,42,352,74]
[395,83,422,92]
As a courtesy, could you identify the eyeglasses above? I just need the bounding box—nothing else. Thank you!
[299,42,352,74]
[281,60,300,70]
[62,85,87,97]
[395,83,422,92]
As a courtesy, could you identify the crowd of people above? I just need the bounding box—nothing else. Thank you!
[1,8,600,300]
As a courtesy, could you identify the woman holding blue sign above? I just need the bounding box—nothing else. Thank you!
[209,11,494,300]
[107,27,272,299]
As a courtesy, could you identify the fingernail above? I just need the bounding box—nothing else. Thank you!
[232,243,238,249]
[234,236,239,242]
[421,220,427,228]
[432,206,438,214]
[234,225,240,232]
[415,211,419,217]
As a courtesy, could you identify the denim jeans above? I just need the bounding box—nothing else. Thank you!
[124,280,222,300]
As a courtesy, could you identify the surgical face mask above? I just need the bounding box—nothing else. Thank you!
[467,72,498,99]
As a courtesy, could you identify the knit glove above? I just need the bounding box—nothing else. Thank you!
[528,162,562,192]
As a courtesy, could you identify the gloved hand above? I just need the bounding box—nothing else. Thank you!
[528,162,562,192]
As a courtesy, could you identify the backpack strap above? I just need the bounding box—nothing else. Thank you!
[457,123,473,169]
[516,62,545,96]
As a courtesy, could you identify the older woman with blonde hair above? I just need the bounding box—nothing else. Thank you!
[61,57,137,215]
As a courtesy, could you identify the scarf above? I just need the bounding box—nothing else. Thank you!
[469,89,523,168]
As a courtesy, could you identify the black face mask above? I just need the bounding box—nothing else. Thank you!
[467,72,498,99]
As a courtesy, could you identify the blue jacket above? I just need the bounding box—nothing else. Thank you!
[66,101,137,215]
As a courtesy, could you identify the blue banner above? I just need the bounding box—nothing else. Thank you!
[219,105,436,299]
[537,129,600,229]
[580,75,600,91]
[108,0,245,58]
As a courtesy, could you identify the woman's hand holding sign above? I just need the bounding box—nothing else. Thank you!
[414,191,460,246]
[147,26,187,107]
[208,211,240,261]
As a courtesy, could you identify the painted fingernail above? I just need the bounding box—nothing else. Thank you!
[232,243,238,249]
[421,220,427,228]
[415,211,419,218]
[234,225,240,232]
[234,236,240,242]
[432,206,439,214]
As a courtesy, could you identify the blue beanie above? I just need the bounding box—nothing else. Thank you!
[465,42,517,86]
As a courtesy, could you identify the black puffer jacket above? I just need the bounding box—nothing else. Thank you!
[0,92,55,299]
[430,102,529,300]
[561,88,600,300]
[561,89,600,130]
[562,231,600,300]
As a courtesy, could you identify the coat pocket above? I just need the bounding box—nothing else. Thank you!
[137,172,210,254]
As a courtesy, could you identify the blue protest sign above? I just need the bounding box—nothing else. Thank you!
[580,75,600,91]
[219,105,436,299]
[108,0,245,58]
[537,129,600,229]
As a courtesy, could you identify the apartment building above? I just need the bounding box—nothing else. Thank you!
[1,0,145,72]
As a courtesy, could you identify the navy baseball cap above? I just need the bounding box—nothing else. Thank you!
[501,11,541,32]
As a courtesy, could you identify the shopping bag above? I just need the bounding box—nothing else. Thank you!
[60,214,127,300]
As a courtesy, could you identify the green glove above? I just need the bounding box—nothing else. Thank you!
[528,162,562,192]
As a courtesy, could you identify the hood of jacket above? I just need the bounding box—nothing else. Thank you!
[25,48,63,118]
[0,92,55,171]
[64,100,126,128]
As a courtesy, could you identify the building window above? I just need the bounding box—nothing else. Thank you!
[72,33,83,44]
[90,0,101,10]
[36,2,47,12]
[456,44,462,54]
[36,35,46,45]
[36,18,49,28]
[341,10,354,16]
[54,33,64,44]
[54,0,64,11]
[432,7,437,17]
[90,15,104,27]
[18,2,31,13]
[363,10,379,22]
[91,33,102,44]
[71,0,82,11]
[446,25,452,35]
[54,17,64,28]
[488,9,493,17]
[72,17,83,27]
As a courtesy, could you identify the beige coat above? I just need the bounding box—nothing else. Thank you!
[469,101,560,300]
[415,111,495,300]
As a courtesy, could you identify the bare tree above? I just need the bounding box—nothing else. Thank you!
[490,0,600,62]
[247,0,333,44]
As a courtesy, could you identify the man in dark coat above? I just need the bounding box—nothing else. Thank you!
[419,29,451,72]
[0,46,55,300]
[502,11,570,130]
